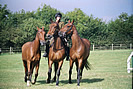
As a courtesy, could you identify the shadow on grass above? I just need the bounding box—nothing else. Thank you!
[37,80,47,84]
[60,78,104,84]
[37,79,59,86]
[36,78,104,86]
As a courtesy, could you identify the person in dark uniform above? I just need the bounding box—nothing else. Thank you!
[43,12,69,61]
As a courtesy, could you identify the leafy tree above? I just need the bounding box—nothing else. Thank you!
[35,4,59,31]
[0,4,10,31]
[0,4,11,47]
[107,13,133,44]
[17,18,45,47]
[65,9,108,45]
[0,4,132,48]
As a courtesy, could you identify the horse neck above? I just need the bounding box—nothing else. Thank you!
[53,37,63,50]
[33,34,40,51]
[71,26,82,49]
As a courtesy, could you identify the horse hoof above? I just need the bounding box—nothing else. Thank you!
[56,85,59,87]
[46,79,50,83]
[56,83,59,86]
[77,82,80,86]
[77,84,80,86]
[69,81,72,84]
[52,78,56,82]
[27,80,31,87]
[27,84,31,87]
[32,80,36,84]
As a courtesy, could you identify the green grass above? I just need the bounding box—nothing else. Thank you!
[0,50,132,89]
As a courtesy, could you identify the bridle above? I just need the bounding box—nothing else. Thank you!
[65,24,73,35]
[61,24,73,42]
[46,23,59,40]
[47,23,66,50]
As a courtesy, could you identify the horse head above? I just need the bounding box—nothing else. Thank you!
[46,19,59,40]
[58,20,74,38]
[37,27,46,45]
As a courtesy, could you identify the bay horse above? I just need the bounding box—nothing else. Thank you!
[46,20,66,86]
[58,20,91,86]
[22,27,46,86]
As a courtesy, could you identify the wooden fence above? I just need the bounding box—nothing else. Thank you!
[0,46,45,55]
[91,43,132,51]
[0,43,132,55]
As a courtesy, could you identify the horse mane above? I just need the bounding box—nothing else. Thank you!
[72,25,80,36]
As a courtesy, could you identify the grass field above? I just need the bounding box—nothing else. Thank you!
[0,50,132,89]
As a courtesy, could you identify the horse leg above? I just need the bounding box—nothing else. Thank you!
[69,58,74,84]
[32,61,40,84]
[30,61,34,83]
[77,59,83,86]
[52,62,58,82]
[27,60,31,87]
[56,60,63,86]
[80,60,86,80]
[76,60,83,80]
[23,60,28,82]
[46,60,53,83]
[75,60,78,79]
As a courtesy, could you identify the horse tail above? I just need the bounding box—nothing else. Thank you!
[85,60,91,70]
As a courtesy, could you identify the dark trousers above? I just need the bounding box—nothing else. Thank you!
[45,43,49,55]
[65,46,70,60]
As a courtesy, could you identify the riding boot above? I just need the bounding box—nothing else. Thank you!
[43,43,49,57]
[66,47,70,61]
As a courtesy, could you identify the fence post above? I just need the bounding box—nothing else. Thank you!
[130,43,132,50]
[10,47,13,55]
[93,44,95,51]
[10,47,11,55]
[132,56,133,68]
[112,44,113,50]
[120,44,122,50]
[0,48,1,55]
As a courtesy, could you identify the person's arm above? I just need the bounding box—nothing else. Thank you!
[59,22,64,29]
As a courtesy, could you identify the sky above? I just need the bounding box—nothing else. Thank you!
[0,0,133,22]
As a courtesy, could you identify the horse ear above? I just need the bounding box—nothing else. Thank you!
[68,20,71,23]
[72,19,74,24]
[37,27,39,30]
[42,26,44,30]
[50,18,53,23]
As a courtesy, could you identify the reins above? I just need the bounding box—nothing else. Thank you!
[62,24,73,45]
[49,36,65,51]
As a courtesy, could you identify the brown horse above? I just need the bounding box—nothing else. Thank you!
[22,27,46,86]
[59,20,91,86]
[46,21,66,86]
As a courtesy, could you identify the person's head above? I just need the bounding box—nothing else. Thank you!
[55,12,62,22]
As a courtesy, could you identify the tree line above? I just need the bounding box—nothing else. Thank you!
[0,4,133,48]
